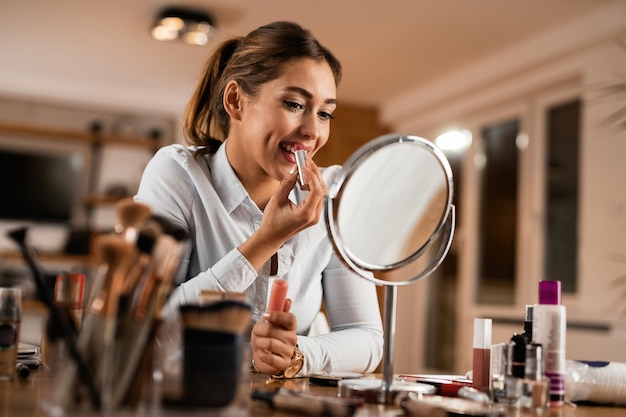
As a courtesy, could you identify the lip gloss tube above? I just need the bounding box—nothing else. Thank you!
[267,279,288,312]
[472,318,492,392]
[295,149,307,187]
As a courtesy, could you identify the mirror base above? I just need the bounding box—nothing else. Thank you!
[337,378,435,404]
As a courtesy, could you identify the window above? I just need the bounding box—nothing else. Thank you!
[544,99,580,293]
[477,119,520,305]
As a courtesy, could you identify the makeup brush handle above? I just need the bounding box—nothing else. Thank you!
[9,230,101,410]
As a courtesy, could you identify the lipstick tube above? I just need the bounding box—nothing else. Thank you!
[295,149,307,187]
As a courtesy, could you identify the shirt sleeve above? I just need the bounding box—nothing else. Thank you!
[296,251,384,375]
[134,146,259,306]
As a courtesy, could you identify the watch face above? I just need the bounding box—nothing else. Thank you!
[284,360,303,378]
[283,348,304,378]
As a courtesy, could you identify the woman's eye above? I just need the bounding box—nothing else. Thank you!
[318,111,334,121]
[284,101,304,111]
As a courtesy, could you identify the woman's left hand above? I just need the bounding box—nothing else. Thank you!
[251,299,298,375]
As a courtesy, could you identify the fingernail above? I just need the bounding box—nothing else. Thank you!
[289,165,297,174]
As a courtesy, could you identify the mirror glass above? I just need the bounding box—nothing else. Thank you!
[326,134,454,284]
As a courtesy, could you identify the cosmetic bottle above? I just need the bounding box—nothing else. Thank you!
[489,343,506,401]
[521,305,533,344]
[509,333,526,378]
[520,342,549,411]
[532,280,566,407]
[472,318,492,392]
[490,342,522,407]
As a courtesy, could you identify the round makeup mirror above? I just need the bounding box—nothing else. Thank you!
[325,133,456,403]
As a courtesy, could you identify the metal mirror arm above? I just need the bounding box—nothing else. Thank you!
[380,205,455,403]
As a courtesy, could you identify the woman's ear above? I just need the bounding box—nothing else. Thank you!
[223,80,242,120]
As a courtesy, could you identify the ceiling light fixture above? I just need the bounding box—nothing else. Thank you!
[151,6,215,46]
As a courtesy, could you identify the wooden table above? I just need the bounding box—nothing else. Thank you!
[1,370,624,417]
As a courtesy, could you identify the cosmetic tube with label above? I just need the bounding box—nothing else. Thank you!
[472,318,492,392]
[532,280,566,407]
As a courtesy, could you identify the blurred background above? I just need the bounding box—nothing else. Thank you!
[0,0,624,375]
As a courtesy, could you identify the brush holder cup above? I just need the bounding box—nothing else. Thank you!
[183,329,243,407]
[160,301,252,410]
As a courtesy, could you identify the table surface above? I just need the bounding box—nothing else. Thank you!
[1,370,625,417]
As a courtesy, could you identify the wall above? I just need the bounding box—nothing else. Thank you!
[316,103,389,167]
[0,96,176,253]
[380,3,626,374]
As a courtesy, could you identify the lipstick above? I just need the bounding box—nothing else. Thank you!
[294,149,307,187]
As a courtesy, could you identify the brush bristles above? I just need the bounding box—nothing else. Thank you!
[180,301,252,334]
[96,234,135,267]
[115,198,152,230]
[135,220,163,254]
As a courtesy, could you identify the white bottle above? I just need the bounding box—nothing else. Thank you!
[532,280,566,407]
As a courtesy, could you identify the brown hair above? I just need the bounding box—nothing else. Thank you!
[183,21,342,154]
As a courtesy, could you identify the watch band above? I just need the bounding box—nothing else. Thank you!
[251,345,304,378]
[273,345,304,379]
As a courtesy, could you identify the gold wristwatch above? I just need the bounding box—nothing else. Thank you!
[275,345,304,378]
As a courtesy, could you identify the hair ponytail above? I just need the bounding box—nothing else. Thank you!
[183,38,241,153]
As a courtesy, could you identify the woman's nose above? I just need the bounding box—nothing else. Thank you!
[298,113,321,140]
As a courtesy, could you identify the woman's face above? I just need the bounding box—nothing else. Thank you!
[228,58,337,183]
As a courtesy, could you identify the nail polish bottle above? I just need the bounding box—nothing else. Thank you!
[520,342,549,411]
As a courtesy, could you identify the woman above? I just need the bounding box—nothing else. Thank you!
[135,21,383,377]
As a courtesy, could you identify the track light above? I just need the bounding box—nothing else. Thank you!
[151,7,215,46]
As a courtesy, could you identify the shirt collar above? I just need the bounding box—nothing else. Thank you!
[209,142,250,214]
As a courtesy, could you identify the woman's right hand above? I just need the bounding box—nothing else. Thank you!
[264,158,327,237]
[239,160,327,271]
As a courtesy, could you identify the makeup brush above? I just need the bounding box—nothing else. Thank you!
[79,234,135,409]
[119,220,162,316]
[7,227,101,409]
[113,233,185,408]
[93,234,136,317]
[199,290,247,304]
[115,198,152,242]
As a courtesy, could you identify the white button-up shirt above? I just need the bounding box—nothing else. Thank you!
[135,144,383,374]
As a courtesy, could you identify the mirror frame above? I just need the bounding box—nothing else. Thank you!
[325,133,455,286]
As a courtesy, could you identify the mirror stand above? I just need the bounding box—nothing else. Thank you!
[337,208,455,404]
